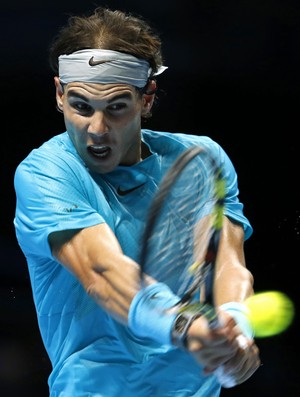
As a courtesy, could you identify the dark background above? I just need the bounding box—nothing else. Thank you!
[1,1,299,396]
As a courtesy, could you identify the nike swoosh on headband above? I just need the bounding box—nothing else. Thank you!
[89,57,115,66]
[117,183,146,196]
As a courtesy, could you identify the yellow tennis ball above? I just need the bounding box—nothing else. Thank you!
[245,291,295,338]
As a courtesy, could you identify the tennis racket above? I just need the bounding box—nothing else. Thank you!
[140,145,223,314]
[139,145,239,386]
[139,145,225,328]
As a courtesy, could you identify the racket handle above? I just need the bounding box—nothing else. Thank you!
[214,334,248,388]
[211,303,253,387]
[215,366,237,388]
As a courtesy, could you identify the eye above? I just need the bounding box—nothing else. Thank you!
[107,102,128,113]
[71,101,93,115]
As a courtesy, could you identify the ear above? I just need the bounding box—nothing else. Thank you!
[141,80,157,116]
[54,76,64,112]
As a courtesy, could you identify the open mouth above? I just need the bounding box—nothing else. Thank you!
[87,145,111,158]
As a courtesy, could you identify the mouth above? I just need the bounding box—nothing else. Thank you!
[87,145,111,158]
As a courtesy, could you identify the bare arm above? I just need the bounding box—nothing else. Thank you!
[213,216,254,306]
[49,223,143,324]
[187,216,260,386]
[189,215,254,339]
[187,215,254,338]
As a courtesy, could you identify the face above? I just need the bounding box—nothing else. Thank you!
[55,78,151,174]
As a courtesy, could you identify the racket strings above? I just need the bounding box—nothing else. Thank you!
[140,146,225,313]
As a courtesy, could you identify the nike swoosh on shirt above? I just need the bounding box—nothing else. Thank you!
[89,57,115,66]
[117,183,146,196]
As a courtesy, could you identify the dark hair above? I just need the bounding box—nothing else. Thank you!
[49,7,163,77]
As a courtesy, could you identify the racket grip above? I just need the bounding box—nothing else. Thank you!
[214,333,248,388]
[213,303,252,387]
[215,366,237,388]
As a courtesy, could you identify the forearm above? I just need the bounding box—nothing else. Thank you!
[49,223,143,324]
[213,216,254,307]
[50,224,178,345]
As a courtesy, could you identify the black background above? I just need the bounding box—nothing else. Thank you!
[1,1,299,396]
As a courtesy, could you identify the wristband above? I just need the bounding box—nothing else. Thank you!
[128,283,180,345]
[219,302,254,339]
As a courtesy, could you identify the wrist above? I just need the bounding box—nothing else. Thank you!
[171,310,202,349]
[171,303,217,349]
[128,283,180,346]
[219,301,254,339]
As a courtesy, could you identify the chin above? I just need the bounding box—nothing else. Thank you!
[89,160,118,174]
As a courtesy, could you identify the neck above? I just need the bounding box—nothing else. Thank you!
[141,141,151,160]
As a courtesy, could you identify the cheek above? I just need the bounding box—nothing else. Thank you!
[121,115,141,139]
[65,120,87,149]
[64,119,76,140]
[64,113,86,136]
[123,107,142,128]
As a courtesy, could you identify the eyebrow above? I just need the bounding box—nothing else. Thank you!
[66,91,133,103]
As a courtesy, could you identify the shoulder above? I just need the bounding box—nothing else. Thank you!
[142,129,224,160]
[14,132,90,199]
[15,132,84,176]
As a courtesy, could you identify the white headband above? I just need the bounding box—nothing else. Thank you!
[58,49,168,88]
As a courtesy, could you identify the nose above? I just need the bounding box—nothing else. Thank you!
[87,111,108,136]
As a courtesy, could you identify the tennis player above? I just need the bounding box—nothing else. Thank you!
[14,6,260,396]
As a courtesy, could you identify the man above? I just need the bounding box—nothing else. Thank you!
[14,6,260,396]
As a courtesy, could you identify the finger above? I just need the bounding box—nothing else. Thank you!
[217,343,261,387]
